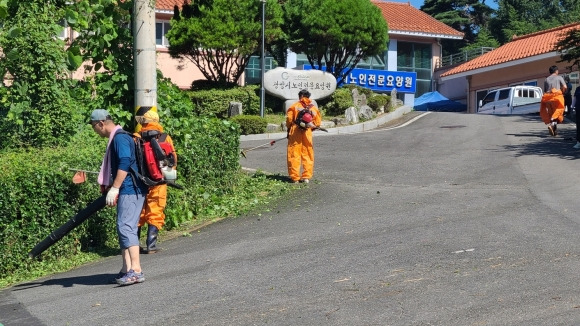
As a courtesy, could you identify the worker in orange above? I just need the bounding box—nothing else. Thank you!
[540,65,567,136]
[135,108,176,253]
[286,89,322,183]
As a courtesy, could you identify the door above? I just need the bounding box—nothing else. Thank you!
[478,90,498,114]
[492,89,512,114]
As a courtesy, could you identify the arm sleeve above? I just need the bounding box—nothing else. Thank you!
[113,135,133,172]
[313,107,322,126]
[286,105,295,129]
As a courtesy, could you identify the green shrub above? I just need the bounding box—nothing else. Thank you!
[320,87,354,116]
[367,94,390,112]
[0,130,113,276]
[187,85,257,118]
[187,85,280,118]
[344,85,373,97]
[230,115,268,135]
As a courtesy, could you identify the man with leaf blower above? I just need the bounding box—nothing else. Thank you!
[134,107,177,254]
[286,89,322,183]
[90,109,149,286]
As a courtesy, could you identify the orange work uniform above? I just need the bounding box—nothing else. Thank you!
[286,97,322,182]
[540,89,565,124]
[136,122,176,230]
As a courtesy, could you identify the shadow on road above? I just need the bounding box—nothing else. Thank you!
[11,273,117,290]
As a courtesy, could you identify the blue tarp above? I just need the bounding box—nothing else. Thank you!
[414,91,467,112]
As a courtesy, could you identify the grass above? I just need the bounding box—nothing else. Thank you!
[265,113,287,125]
[0,171,295,290]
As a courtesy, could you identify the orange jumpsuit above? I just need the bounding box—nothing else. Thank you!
[286,98,322,182]
[540,89,565,124]
[136,122,176,230]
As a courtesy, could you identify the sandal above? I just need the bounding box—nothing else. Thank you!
[116,269,145,286]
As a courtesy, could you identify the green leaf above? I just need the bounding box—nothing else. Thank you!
[7,27,21,38]
[67,51,83,70]
[6,48,19,60]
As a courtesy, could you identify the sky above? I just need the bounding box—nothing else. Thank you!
[395,0,498,10]
[409,0,423,9]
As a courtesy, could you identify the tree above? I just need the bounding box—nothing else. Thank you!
[65,0,135,125]
[462,28,499,51]
[489,0,579,45]
[0,0,79,149]
[167,0,284,87]
[421,0,494,55]
[555,27,580,71]
[282,0,388,86]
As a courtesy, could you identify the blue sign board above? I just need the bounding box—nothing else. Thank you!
[302,65,417,93]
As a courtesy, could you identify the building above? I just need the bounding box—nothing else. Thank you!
[439,23,580,113]
[97,0,463,104]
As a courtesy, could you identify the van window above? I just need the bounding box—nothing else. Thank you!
[498,89,510,100]
[482,91,496,105]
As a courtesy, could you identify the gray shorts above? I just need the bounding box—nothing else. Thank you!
[116,194,146,249]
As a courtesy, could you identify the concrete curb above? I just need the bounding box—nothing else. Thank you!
[240,105,414,141]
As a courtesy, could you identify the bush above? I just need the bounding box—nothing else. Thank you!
[230,115,268,135]
[320,87,354,116]
[344,84,373,97]
[187,85,260,118]
[367,94,390,112]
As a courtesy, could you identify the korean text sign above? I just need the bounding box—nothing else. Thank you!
[303,65,417,93]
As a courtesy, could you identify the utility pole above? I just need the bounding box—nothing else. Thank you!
[260,0,266,118]
[133,0,157,131]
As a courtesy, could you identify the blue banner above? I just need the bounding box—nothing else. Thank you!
[302,65,417,93]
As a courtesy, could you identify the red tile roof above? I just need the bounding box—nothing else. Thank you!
[441,22,580,78]
[371,1,463,39]
[156,0,187,11]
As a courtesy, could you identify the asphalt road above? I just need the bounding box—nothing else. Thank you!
[3,112,580,326]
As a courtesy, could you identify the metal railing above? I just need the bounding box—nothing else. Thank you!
[437,47,495,68]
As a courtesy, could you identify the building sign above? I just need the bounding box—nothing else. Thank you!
[302,65,417,93]
[264,67,337,100]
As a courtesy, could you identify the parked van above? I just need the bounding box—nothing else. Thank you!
[478,86,543,115]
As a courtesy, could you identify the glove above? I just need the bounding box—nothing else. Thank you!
[106,186,119,206]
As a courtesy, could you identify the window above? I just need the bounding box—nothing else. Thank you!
[355,55,386,70]
[244,55,278,85]
[397,42,432,97]
[156,21,171,47]
[482,91,497,105]
[498,89,510,100]
[510,80,537,87]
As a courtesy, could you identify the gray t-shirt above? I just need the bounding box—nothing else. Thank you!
[544,74,566,93]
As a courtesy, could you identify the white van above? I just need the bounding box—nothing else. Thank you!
[478,86,543,115]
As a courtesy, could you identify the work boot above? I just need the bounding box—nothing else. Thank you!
[145,225,160,254]
[138,227,147,254]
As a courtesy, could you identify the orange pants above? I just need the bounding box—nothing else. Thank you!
[540,91,565,124]
[138,184,167,230]
[287,126,314,182]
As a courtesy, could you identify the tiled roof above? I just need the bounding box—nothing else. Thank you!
[156,0,186,11]
[441,23,580,78]
[371,1,463,39]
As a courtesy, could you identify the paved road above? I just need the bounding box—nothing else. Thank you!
[3,112,580,325]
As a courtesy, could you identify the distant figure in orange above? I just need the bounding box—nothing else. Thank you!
[135,108,176,254]
[285,89,322,183]
[540,65,567,136]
